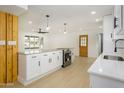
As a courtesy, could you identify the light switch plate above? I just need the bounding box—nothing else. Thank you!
[8,41,16,46]
[0,41,5,45]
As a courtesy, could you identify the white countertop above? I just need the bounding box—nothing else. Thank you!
[88,52,124,82]
[19,48,75,55]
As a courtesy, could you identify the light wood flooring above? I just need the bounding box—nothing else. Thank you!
[1,56,96,88]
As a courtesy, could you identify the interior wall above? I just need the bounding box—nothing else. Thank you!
[18,8,102,57]
[46,30,101,57]
[18,12,49,53]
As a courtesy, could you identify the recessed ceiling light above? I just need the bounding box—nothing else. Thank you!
[96,18,99,22]
[91,11,96,15]
[28,21,32,24]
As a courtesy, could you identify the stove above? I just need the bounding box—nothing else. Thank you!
[61,48,72,68]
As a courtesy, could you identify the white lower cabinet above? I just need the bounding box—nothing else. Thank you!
[18,50,63,85]
[26,54,41,81]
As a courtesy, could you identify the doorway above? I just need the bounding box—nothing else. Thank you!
[79,35,88,57]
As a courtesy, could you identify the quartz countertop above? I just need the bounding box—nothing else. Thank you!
[88,52,124,82]
[19,49,62,55]
[19,48,74,55]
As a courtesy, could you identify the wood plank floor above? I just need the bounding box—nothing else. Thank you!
[2,56,96,88]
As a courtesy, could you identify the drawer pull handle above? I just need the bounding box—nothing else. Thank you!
[57,56,59,60]
[43,54,47,56]
[38,61,40,66]
[32,56,36,58]
[49,58,52,63]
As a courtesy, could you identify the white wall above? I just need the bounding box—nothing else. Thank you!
[18,7,102,57]
[46,30,101,57]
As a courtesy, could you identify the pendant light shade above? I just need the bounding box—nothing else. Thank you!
[64,23,67,34]
[46,15,50,31]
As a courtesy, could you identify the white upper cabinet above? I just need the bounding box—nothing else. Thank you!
[113,5,124,39]
[103,15,115,53]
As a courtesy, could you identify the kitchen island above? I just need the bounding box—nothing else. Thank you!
[88,52,124,88]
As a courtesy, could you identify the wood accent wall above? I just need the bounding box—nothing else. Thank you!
[0,12,7,84]
[12,15,18,82]
[0,11,18,84]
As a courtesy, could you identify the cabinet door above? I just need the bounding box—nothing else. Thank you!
[40,53,50,74]
[52,51,63,68]
[0,12,6,84]
[51,52,58,68]
[26,55,41,80]
[56,51,63,66]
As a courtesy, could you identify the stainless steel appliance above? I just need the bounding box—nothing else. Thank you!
[57,48,72,68]
[62,48,72,68]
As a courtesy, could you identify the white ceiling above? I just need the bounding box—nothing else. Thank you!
[0,5,28,15]
[20,5,114,33]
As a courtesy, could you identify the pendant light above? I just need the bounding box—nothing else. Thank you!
[64,23,67,34]
[46,15,50,31]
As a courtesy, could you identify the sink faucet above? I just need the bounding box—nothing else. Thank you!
[114,39,124,52]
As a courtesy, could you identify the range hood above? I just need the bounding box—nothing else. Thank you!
[37,28,49,34]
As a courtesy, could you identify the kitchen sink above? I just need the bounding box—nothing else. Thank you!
[103,55,124,61]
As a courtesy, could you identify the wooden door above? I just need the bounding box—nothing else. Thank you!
[79,35,88,57]
[0,12,7,84]
[7,14,13,83]
[12,15,18,82]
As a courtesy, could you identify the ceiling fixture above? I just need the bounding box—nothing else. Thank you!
[46,15,50,31]
[38,28,49,34]
[28,21,32,24]
[37,15,50,34]
[96,18,99,22]
[64,23,67,34]
[91,11,96,15]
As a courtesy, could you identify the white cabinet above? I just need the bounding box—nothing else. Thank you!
[113,5,121,34]
[113,5,124,38]
[40,53,50,74]
[56,51,63,66]
[18,50,63,85]
[26,54,41,80]
[103,15,115,53]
